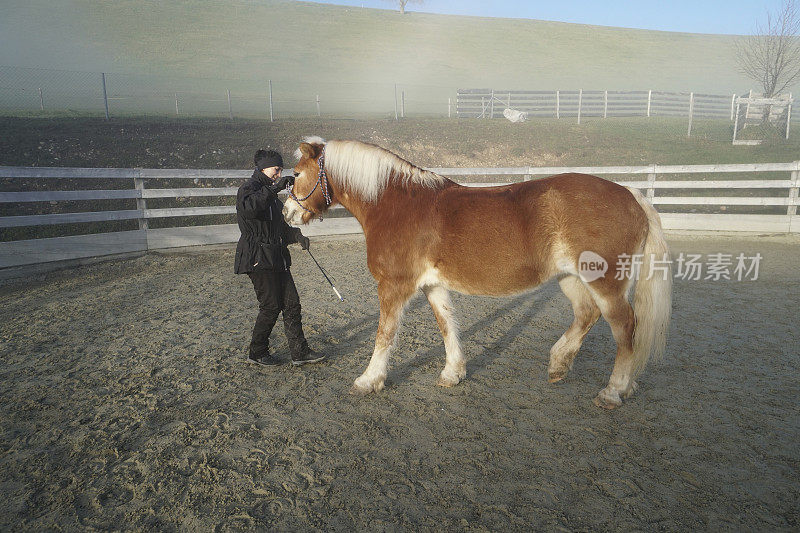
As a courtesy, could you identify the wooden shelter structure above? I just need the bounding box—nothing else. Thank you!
[732,90,793,144]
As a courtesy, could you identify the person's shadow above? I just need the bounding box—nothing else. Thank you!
[316,307,378,362]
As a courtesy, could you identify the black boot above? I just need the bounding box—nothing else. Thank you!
[291,348,326,366]
[250,355,281,366]
[249,350,281,366]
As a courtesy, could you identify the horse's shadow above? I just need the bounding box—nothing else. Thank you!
[389,283,563,385]
[315,296,428,363]
[314,282,566,386]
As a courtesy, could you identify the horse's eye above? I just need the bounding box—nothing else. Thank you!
[293,171,299,178]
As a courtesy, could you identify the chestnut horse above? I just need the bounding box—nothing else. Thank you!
[284,137,671,408]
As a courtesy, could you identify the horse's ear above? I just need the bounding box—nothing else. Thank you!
[299,143,315,159]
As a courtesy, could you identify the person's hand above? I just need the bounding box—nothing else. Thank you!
[299,235,310,250]
[272,175,294,191]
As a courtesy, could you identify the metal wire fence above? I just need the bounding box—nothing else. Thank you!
[0,65,452,119]
[1,65,797,128]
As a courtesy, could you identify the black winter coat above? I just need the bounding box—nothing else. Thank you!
[234,170,304,274]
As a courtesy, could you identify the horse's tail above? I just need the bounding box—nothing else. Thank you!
[627,187,672,378]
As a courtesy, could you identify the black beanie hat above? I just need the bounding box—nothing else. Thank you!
[254,149,283,170]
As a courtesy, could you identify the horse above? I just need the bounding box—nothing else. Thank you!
[283,137,672,409]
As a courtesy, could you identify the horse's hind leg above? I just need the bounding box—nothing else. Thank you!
[423,285,466,387]
[590,292,636,409]
[549,275,601,383]
[351,280,415,395]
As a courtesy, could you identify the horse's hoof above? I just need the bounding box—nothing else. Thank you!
[548,370,567,383]
[622,381,639,399]
[349,376,384,395]
[437,366,465,388]
[437,375,460,388]
[593,387,623,410]
[349,385,371,396]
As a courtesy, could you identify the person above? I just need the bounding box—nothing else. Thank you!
[234,148,325,367]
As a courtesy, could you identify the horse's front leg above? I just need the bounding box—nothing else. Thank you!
[350,279,414,395]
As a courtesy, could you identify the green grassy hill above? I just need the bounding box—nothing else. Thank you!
[0,0,764,95]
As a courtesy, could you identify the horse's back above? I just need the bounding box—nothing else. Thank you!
[527,173,649,257]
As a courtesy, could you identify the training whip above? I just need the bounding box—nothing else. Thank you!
[307,249,344,301]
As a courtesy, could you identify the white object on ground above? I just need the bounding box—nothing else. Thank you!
[503,108,528,123]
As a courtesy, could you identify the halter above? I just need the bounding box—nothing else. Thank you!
[288,146,332,216]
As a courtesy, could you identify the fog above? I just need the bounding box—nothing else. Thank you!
[0,0,769,117]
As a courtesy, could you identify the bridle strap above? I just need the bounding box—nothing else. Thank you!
[288,146,332,216]
[317,148,332,206]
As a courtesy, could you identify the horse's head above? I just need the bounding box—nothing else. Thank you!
[283,139,332,225]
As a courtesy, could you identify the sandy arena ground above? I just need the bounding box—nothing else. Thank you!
[1,234,798,530]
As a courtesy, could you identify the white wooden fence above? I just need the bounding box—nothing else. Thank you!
[1,163,798,271]
[457,88,797,131]
[456,89,745,120]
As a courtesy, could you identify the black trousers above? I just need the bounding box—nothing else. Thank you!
[247,270,309,358]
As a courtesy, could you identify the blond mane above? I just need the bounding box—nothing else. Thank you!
[298,138,446,203]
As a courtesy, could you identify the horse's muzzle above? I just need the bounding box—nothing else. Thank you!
[282,198,303,225]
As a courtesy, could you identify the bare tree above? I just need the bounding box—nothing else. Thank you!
[736,0,800,97]
[384,0,423,15]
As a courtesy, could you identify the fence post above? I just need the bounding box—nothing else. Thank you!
[175,93,179,116]
[268,80,274,122]
[730,93,736,121]
[38,88,44,111]
[490,89,495,119]
[745,89,752,123]
[394,84,398,120]
[732,102,741,143]
[788,163,799,217]
[316,94,320,117]
[556,90,560,119]
[785,93,792,140]
[134,170,149,231]
[687,92,694,137]
[604,90,608,118]
[101,72,110,120]
[647,164,657,200]
[480,96,485,118]
[401,90,405,118]
[577,89,582,124]
[647,89,652,117]
[227,89,233,121]
[507,92,511,108]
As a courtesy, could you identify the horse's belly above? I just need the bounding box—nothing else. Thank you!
[427,259,551,296]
